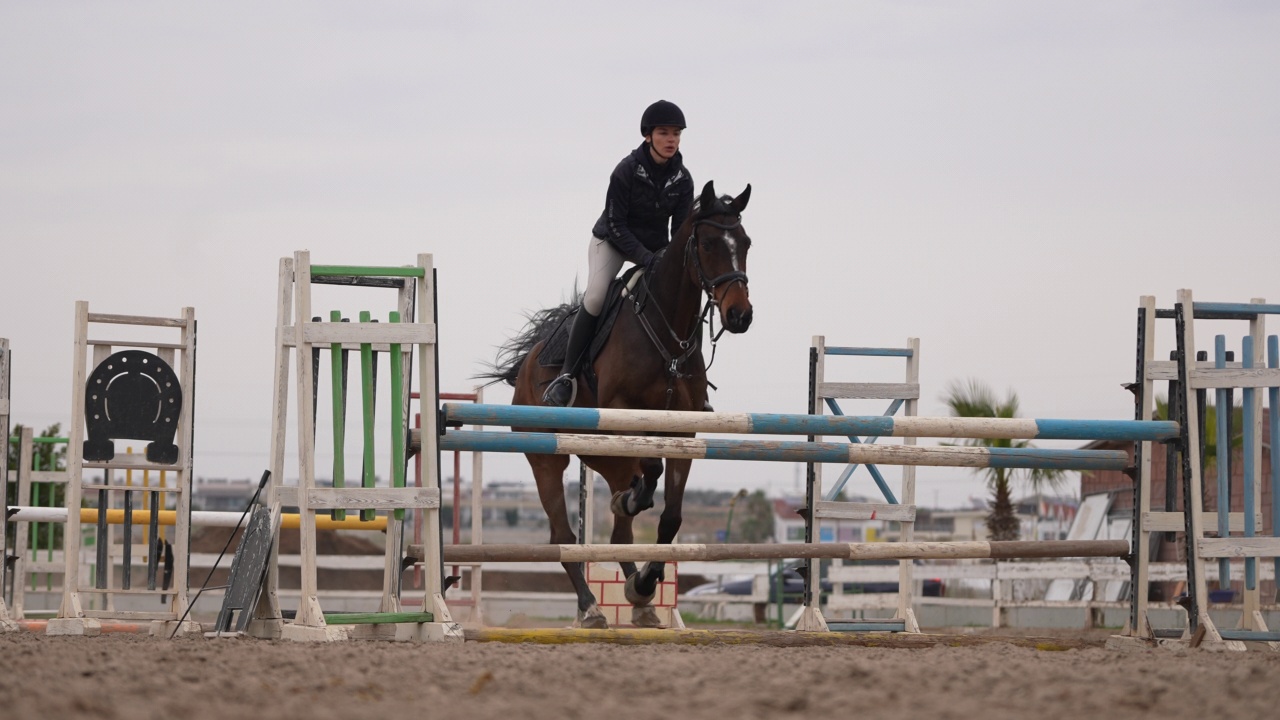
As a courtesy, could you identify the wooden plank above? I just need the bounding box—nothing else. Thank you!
[86,313,186,328]
[909,564,998,580]
[82,609,178,620]
[1198,537,1280,558]
[1189,367,1280,389]
[80,483,181,493]
[323,611,434,625]
[300,322,435,346]
[1146,359,1242,380]
[1144,510,1246,533]
[818,382,920,400]
[280,337,412,353]
[996,561,1090,580]
[83,455,187,472]
[309,264,425,278]
[813,500,915,522]
[303,487,440,510]
[824,593,899,610]
[827,566,899,583]
[87,339,187,350]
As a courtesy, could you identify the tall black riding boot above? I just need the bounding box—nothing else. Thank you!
[543,307,598,407]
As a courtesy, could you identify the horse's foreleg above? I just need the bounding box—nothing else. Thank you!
[631,459,690,595]
[609,456,662,517]
[626,457,691,627]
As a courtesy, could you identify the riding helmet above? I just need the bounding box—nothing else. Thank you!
[640,100,686,136]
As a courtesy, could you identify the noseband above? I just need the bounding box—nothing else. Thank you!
[686,217,749,299]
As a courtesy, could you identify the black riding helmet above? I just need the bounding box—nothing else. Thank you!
[640,100,686,136]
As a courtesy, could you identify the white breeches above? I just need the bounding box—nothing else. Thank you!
[583,235,626,316]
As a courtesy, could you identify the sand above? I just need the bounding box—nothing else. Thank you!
[2,629,1278,720]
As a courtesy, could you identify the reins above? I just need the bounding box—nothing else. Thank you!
[633,213,748,408]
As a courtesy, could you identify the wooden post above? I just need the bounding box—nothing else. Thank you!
[0,338,15,631]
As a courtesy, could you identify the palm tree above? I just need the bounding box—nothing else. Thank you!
[941,380,1066,541]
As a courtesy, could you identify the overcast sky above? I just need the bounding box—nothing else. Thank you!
[2,2,1277,509]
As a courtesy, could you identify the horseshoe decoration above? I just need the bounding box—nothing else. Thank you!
[83,350,183,464]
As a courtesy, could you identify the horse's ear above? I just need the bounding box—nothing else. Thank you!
[730,184,751,214]
[699,181,717,211]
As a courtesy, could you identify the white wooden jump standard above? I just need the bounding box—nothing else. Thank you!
[45,304,200,638]
[1113,290,1280,652]
[0,338,16,632]
[255,251,459,644]
[802,335,921,634]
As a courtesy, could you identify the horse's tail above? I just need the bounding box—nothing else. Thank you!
[475,294,580,387]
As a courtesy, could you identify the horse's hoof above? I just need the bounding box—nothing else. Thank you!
[610,490,637,517]
[577,605,609,630]
[624,569,657,606]
[631,604,664,628]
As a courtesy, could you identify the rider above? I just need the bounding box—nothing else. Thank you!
[542,99,695,407]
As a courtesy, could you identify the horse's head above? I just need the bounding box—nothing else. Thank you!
[686,181,753,333]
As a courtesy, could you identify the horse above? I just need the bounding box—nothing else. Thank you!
[482,180,754,628]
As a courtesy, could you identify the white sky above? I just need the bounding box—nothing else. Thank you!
[2,2,1277,509]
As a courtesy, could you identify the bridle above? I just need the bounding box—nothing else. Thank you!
[685,215,749,298]
[633,212,750,407]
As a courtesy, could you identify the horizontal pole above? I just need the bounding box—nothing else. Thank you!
[86,312,187,328]
[440,403,1178,441]
[6,506,387,531]
[309,265,425,278]
[1194,302,1280,317]
[412,540,1130,563]
[438,430,1131,471]
[823,347,914,357]
[462,627,1101,650]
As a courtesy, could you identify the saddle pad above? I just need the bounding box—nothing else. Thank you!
[538,266,647,369]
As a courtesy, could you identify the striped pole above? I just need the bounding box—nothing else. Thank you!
[440,403,1178,441]
[440,430,1131,472]
[403,539,1131,563]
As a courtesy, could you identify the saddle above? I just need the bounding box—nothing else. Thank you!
[537,266,652,393]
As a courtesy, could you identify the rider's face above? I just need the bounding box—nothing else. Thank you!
[646,126,682,164]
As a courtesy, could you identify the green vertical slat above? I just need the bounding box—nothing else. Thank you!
[389,311,405,522]
[330,310,346,521]
[359,311,376,522]
[29,482,39,593]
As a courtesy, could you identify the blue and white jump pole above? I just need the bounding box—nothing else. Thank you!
[440,403,1178,442]
[440,429,1131,472]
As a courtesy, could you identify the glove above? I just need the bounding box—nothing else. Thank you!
[642,252,659,274]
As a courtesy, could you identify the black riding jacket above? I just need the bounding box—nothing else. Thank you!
[591,142,694,265]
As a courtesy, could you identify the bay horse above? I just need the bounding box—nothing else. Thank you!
[483,180,754,628]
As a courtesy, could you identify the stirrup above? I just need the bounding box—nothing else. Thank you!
[542,373,577,407]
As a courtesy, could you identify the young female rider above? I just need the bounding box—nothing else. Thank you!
[542,99,695,406]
